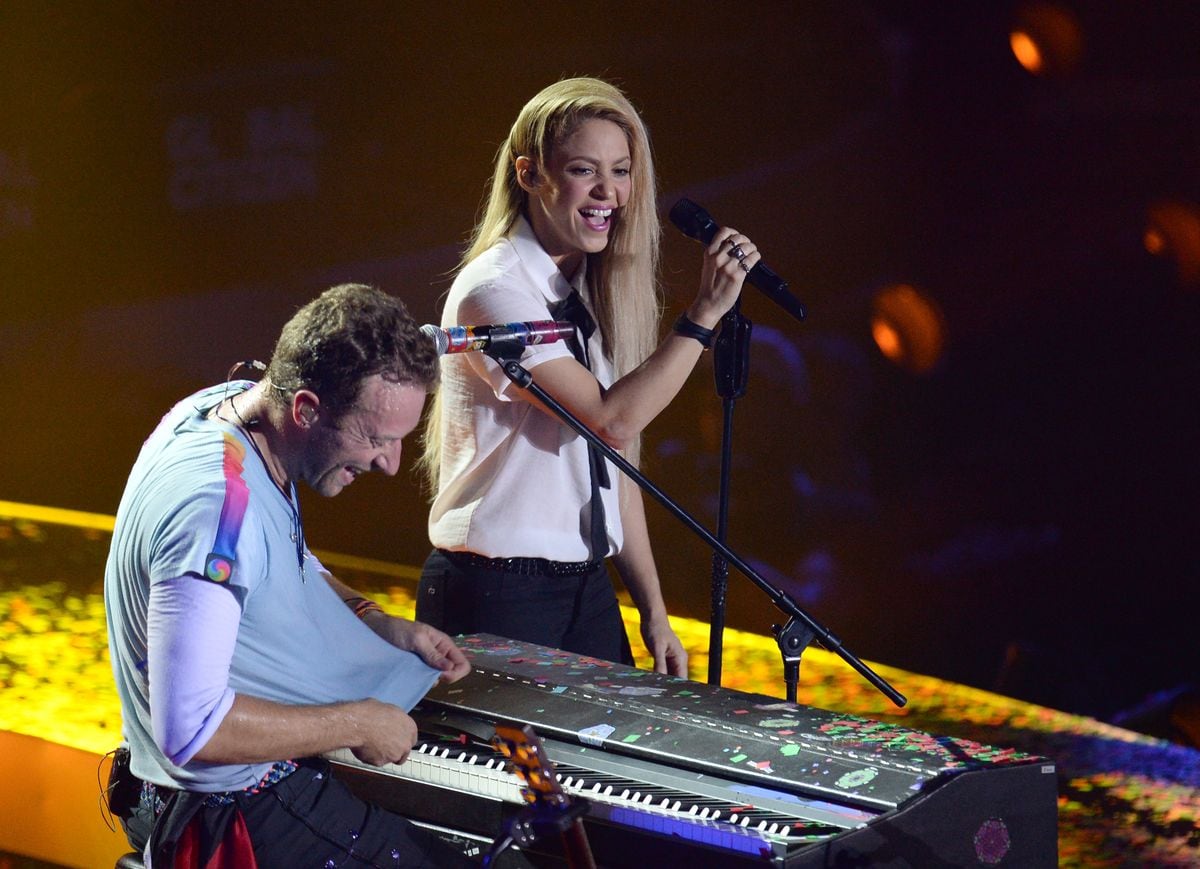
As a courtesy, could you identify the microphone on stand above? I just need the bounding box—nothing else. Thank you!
[669,197,806,322]
[421,321,576,357]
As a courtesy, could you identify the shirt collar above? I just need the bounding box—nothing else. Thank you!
[509,214,588,305]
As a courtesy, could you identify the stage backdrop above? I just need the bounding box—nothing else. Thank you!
[2,2,1197,721]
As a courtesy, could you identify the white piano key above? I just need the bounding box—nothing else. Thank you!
[325,737,830,861]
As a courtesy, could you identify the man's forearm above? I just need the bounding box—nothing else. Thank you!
[319,567,370,609]
[191,693,414,766]
[191,694,361,763]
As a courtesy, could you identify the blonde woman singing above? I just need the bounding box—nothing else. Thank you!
[419,77,761,676]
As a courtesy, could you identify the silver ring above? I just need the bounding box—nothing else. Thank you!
[739,260,751,273]
[728,244,746,261]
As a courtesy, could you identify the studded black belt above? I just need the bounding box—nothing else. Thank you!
[441,549,602,578]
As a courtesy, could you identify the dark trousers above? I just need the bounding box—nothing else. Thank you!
[123,758,475,867]
[417,549,634,666]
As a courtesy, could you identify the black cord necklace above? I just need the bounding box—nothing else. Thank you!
[220,390,307,582]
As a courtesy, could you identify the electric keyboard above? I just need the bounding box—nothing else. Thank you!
[328,634,1058,867]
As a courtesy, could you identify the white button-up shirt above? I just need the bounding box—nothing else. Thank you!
[428,216,621,561]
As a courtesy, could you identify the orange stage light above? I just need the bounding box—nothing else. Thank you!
[870,283,946,375]
[1144,199,1200,289]
[1010,3,1084,78]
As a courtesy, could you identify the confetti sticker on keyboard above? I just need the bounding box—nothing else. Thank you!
[578,723,616,746]
[758,718,800,728]
[836,768,879,789]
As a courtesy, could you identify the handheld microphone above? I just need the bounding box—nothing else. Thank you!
[421,320,576,357]
[668,197,806,322]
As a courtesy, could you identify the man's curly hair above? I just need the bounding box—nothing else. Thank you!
[265,283,438,421]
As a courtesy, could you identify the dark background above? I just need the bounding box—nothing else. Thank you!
[3,2,1197,722]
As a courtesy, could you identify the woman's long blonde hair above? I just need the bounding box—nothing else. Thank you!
[420,78,662,493]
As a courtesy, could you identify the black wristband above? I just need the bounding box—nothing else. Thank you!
[672,313,715,349]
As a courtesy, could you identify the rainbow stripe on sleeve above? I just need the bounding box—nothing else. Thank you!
[203,433,250,583]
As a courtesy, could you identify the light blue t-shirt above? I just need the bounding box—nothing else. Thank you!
[105,383,439,792]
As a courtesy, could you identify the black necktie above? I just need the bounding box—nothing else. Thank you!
[551,290,611,561]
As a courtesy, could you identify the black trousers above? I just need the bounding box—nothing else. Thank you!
[123,758,476,867]
[417,549,634,666]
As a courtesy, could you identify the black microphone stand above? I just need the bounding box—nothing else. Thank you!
[707,299,751,687]
[667,198,812,688]
[484,340,906,707]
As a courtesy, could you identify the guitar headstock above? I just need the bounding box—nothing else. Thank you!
[491,722,596,869]
[493,722,570,809]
